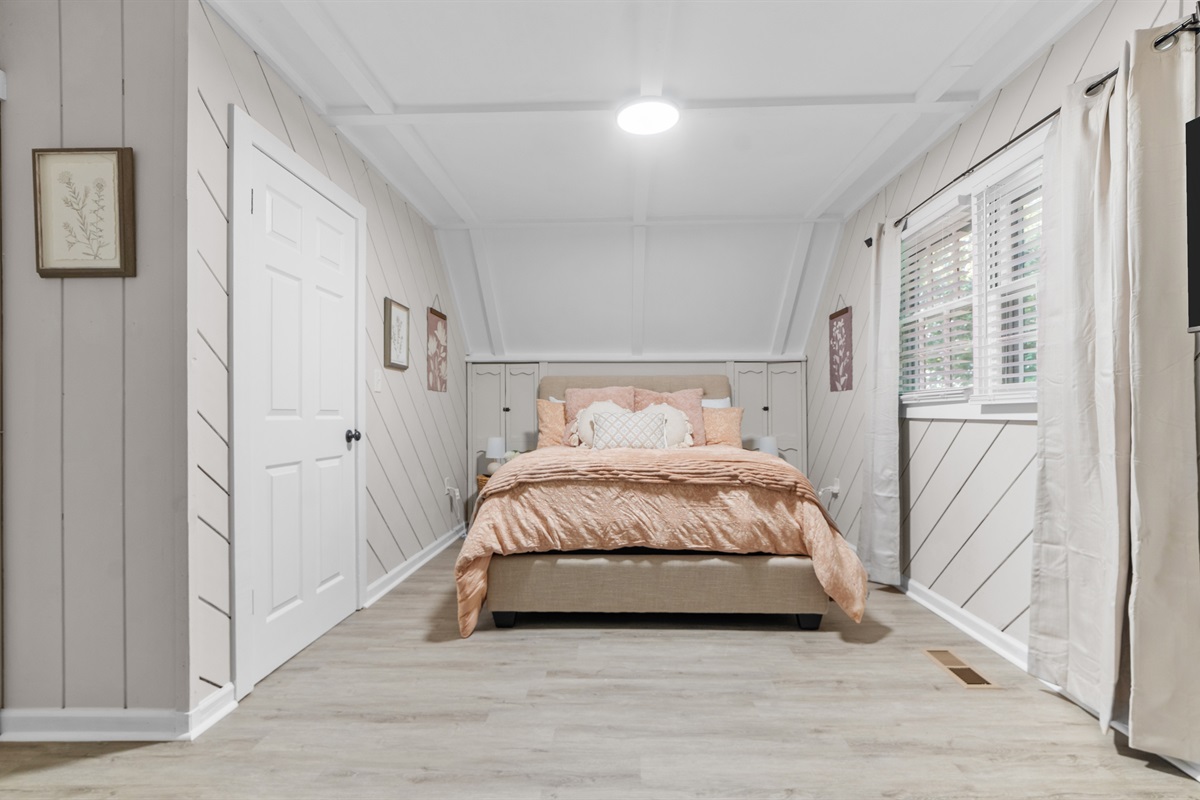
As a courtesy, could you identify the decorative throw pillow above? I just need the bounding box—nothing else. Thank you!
[563,386,636,442]
[568,400,630,447]
[701,396,732,408]
[591,411,667,450]
[536,399,567,449]
[641,402,693,448]
[633,387,706,446]
[703,407,744,448]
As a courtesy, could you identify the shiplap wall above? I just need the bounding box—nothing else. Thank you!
[187,0,467,707]
[1,0,188,710]
[805,0,1180,648]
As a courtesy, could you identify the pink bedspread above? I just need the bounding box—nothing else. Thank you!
[455,445,868,636]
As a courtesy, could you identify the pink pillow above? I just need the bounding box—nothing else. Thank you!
[634,388,706,445]
[563,386,636,443]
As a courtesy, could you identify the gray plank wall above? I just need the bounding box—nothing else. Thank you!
[0,0,188,710]
[804,0,1179,646]
[187,0,468,706]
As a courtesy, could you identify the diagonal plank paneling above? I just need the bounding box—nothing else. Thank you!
[186,0,467,708]
[803,1,1175,650]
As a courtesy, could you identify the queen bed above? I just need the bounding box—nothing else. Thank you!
[454,374,867,637]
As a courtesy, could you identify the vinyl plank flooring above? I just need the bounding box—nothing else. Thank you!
[0,548,1194,799]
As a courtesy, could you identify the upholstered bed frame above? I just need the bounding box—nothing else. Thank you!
[485,374,830,630]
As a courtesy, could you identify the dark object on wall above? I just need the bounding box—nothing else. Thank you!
[1188,117,1200,331]
[33,147,135,277]
[384,297,409,370]
[829,306,853,392]
[427,307,448,392]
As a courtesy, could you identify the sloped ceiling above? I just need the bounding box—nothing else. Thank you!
[209,0,1098,360]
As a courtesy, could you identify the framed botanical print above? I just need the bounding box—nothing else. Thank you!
[427,307,448,392]
[33,147,135,277]
[384,298,409,370]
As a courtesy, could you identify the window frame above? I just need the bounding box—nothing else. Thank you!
[898,129,1047,421]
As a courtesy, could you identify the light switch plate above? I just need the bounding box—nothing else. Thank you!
[373,369,383,392]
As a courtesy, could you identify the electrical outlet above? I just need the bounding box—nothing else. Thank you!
[373,369,383,392]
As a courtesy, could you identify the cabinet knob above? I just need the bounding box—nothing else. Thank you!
[762,406,769,412]
[503,407,511,412]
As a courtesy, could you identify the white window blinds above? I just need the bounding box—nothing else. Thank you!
[899,206,974,400]
[973,158,1043,400]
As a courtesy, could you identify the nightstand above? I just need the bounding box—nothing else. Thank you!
[476,474,490,494]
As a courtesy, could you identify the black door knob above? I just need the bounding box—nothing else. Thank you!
[762,406,769,412]
[503,407,511,412]
[345,429,362,443]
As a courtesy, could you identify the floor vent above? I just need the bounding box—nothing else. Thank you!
[924,649,996,688]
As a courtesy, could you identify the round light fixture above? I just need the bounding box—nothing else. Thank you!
[617,97,679,135]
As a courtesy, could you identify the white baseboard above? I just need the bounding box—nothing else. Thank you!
[900,577,1029,671]
[362,522,465,608]
[0,683,237,742]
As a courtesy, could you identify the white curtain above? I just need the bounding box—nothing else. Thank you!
[860,222,901,585]
[1031,25,1200,763]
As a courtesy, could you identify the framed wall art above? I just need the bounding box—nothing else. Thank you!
[829,306,853,392]
[384,297,409,370]
[427,307,448,393]
[33,147,135,277]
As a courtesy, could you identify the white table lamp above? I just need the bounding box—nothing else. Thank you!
[485,437,506,474]
[758,436,779,457]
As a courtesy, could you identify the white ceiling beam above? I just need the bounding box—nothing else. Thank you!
[207,0,329,114]
[279,0,393,114]
[802,110,922,220]
[467,229,504,356]
[386,124,478,225]
[771,224,815,355]
[631,227,647,356]
[325,95,975,126]
[637,1,675,97]
[438,215,836,231]
[787,222,842,357]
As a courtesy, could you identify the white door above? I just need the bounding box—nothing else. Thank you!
[234,139,360,693]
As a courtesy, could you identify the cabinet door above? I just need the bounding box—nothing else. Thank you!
[469,364,504,475]
[733,362,768,448]
[504,363,541,452]
[769,362,806,471]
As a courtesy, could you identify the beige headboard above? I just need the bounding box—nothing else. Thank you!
[537,374,731,400]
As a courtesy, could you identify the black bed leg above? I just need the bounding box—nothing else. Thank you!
[796,613,822,630]
[492,611,517,628]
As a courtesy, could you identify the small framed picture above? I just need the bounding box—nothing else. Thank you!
[384,297,409,370]
[33,147,135,277]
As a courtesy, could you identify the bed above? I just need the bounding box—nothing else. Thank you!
[455,374,867,637]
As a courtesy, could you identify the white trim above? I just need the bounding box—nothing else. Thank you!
[0,70,8,101]
[466,354,810,364]
[228,105,369,701]
[901,577,1029,671]
[363,523,466,608]
[0,685,237,742]
[901,400,1037,422]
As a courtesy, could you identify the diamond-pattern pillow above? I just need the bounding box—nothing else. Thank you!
[591,411,667,450]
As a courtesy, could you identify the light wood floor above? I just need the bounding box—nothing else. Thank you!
[0,547,1195,799]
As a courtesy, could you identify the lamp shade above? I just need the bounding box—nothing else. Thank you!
[485,437,506,459]
[757,436,779,457]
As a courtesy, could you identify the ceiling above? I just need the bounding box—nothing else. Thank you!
[210,0,1098,360]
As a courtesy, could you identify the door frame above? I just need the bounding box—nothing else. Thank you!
[227,106,367,700]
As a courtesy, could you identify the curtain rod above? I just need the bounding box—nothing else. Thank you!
[893,7,1200,231]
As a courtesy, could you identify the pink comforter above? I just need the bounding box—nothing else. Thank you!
[455,445,868,636]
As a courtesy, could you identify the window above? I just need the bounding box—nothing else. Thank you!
[899,143,1044,407]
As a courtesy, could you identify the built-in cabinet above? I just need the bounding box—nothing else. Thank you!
[468,363,541,476]
[732,362,807,471]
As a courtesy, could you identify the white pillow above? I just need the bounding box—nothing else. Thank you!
[591,411,667,450]
[569,400,629,447]
[641,402,693,448]
[548,396,565,403]
[701,396,732,408]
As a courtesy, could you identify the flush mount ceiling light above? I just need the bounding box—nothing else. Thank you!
[617,97,679,135]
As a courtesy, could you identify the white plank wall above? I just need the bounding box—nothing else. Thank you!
[187,0,467,707]
[0,0,188,710]
[803,0,1179,648]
